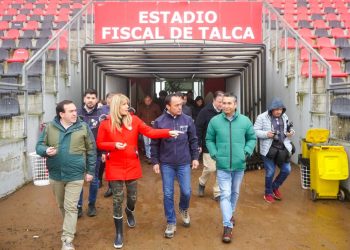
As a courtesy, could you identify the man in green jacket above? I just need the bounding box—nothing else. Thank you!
[36,100,96,250]
[206,93,256,244]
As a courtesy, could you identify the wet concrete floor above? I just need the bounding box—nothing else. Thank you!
[0,159,350,250]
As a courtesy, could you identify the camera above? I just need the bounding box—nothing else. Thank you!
[286,120,293,133]
[273,130,280,140]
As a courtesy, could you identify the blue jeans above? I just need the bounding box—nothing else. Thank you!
[160,164,191,224]
[217,170,245,228]
[262,155,291,195]
[78,156,101,207]
[143,136,151,158]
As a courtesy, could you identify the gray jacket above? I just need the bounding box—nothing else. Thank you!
[254,98,293,156]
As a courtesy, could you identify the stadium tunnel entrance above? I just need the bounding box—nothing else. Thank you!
[81,40,266,122]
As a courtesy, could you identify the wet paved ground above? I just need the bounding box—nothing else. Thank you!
[1,159,350,250]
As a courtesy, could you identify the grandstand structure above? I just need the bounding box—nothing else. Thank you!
[0,0,349,198]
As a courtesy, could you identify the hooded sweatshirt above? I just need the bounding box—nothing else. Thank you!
[253,98,293,156]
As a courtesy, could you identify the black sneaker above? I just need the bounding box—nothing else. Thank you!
[222,226,232,243]
[77,206,83,218]
[87,204,97,217]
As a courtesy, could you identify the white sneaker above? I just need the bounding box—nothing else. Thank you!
[164,224,176,238]
[61,241,75,250]
[179,209,190,227]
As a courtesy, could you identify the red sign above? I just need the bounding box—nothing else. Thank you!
[94,1,262,44]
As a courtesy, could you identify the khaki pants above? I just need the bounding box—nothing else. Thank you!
[198,153,220,198]
[50,179,84,243]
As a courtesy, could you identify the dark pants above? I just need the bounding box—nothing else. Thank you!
[110,180,137,218]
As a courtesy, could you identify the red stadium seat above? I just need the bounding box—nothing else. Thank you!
[297,13,310,21]
[6,9,18,16]
[329,61,348,77]
[283,14,296,23]
[59,8,71,15]
[49,36,68,50]
[325,13,339,21]
[303,37,318,48]
[313,20,330,29]
[340,13,350,21]
[343,20,350,28]
[14,14,27,22]
[279,37,297,49]
[55,14,70,23]
[330,28,350,38]
[296,7,309,14]
[7,49,29,63]
[32,9,44,16]
[300,48,318,61]
[337,6,349,14]
[2,29,20,40]
[0,21,9,31]
[301,62,326,78]
[284,3,295,10]
[22,3,34,10]
[71,3,83,9]
[309,6,323,15]
[298,28,316,39]
[22,21,39,31]
[319,48,342,61]
[316,37,336,48]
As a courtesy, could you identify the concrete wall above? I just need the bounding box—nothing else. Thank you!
[106,76,128,95]
[0,140,27,197]
[226,76,241,111]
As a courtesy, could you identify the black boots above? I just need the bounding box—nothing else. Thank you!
[113,218,123,249]
[125,207,136,228]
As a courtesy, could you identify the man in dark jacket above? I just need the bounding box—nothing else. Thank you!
[195,91,224,201]
[77,89,104,218]
[36,100,96,250]
[151,93,199,239]
[137,95,162,163]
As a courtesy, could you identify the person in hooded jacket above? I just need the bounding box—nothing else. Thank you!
[254,98,295,204]
[96,94,179,249]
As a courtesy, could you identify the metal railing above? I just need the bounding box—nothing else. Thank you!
[19,1,94,151]
[262,1,332,130]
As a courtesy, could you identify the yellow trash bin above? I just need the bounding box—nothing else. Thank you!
[301,128,329,159]
[310,145,349,201]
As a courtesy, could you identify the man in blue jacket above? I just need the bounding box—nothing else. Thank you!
[151,92,199,239]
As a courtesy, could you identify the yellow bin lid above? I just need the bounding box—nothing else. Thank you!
[305,128,330,143]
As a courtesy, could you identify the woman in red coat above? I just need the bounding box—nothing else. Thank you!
[97,93,178,249]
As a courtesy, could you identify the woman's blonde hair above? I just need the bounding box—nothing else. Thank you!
[110,94,132,132]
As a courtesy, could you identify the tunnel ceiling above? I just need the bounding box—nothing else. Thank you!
[82,40,265,79]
